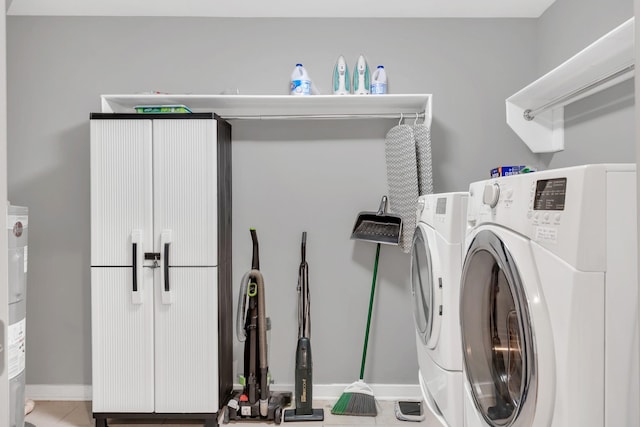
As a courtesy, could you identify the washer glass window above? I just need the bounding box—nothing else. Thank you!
[411,227,434,345]
[460,230,535,427]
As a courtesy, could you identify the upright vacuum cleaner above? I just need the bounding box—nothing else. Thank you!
[284,232,324,422]
[223,229,291,425]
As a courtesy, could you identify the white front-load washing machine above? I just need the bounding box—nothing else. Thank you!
[411,192,468,427]
[460,164,639,427]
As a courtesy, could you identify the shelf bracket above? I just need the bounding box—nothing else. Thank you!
[506,17,634,153]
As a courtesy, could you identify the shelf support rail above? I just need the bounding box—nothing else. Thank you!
[523,63,635,121]
[221,112,427,121]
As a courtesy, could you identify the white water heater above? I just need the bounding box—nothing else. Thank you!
[8,204,28,427]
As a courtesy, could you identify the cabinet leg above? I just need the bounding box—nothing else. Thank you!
[204,417,217,427]
[94,415,108,427]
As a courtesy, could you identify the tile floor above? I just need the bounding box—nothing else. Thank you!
[25,399,444,427]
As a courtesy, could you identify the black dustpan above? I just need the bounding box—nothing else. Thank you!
[351,196,402,245]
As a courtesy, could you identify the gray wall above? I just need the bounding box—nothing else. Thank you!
[7,17,538,387]
[537,0,634,168]
[7,0,634,389]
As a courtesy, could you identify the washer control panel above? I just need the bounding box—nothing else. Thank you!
[528,178,565,227]
[467,164,635,270]
[469,173,567,238]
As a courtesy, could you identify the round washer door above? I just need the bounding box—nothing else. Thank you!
[460,229,537,427]
[410,224,442,348]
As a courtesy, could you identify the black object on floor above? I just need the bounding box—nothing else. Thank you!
[284,232,324,422]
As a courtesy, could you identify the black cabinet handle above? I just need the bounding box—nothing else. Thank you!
[131,230,143,305]
[164,242,170,292]
[160,230,173,305]
[132,242,138,292]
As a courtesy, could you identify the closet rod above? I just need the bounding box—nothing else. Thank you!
[221,112,426,121]
[523,63,635,121]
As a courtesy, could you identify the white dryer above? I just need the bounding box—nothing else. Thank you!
[411,192,468,427]
[460,164,639,427]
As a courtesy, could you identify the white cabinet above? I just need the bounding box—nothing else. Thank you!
[89,113,232,426]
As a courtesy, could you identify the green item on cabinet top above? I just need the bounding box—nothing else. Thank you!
[134,105,192,114]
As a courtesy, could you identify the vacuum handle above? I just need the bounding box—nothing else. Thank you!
[250,228,260,270]
[131,230,143,305]
[301,231,307,263]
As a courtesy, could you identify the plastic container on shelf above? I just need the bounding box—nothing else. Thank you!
[290,64,312,96]
[134,105,192,114]
[370,66,387,95]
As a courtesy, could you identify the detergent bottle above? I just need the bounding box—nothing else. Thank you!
[370,65,387,94]
[290,64,312,96]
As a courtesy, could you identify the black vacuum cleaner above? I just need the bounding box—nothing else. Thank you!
[223,229,291,425]
[284,232,324,422]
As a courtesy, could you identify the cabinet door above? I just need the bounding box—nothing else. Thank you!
[90,119,155,412]
[91,267,155,412]
[90,119,153,266]
[153,119,218,266]
[154,267,219,412]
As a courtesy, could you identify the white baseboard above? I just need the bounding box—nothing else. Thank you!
[272,383,423,401]
[25,384,92,401]
[26,383,422,402]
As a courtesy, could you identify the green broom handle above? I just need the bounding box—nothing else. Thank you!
[360,242,381,380]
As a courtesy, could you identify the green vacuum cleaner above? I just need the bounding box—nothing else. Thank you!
[284,232,324,422]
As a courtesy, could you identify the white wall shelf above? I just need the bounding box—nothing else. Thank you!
[506,17,634,153]
[101,94,432,125]
[7,0,557,18]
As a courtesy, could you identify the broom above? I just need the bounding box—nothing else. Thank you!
[331,243,381,417]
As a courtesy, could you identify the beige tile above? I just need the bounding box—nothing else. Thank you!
[374,424,416,427]
[162,418,206,426]
[57,401,94,426]
[323,425,377,427]
[323,413,379,425]
[25,400,78,425]
[373,410,400,424]
[25,399,448,427]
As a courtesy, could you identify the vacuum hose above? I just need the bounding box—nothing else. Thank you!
[249,268,270,416]
[236,271,253,343]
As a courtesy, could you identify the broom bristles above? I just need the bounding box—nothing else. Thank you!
[331,381,377,416]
